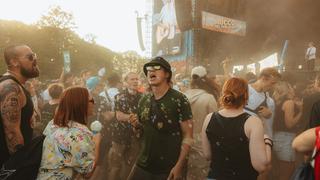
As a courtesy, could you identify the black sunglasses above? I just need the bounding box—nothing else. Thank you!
[24,53,37,61]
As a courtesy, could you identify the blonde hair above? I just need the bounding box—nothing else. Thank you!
[259,67,281,79]
[122,72,137,82]
[272,81,292,104]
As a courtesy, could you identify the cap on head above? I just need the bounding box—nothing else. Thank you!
[143,56,172,79]
[86,76,100,91]
[191,66,207,78]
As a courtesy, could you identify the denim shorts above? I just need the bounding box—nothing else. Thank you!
[273,131,296,162]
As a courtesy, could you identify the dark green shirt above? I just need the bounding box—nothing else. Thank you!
[136,88,193,174]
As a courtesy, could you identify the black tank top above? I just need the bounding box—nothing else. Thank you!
[206,112,258,180]
[274,100,299,133]
[0,75,34,165]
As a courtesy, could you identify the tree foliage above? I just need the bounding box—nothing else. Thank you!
[0,6,146,81]
[0,19,115,80]
[112,51,147,75]
[36,6,76,30]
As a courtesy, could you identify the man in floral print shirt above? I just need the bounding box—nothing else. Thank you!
[107,72,142,180]
[128,57,193,180]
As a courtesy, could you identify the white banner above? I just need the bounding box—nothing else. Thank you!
[202,11,246,36]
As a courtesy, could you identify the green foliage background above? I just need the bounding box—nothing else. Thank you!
[0,19,116,80]
[0,6,147,81]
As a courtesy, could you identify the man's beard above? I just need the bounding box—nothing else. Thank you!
[20,66,40,79]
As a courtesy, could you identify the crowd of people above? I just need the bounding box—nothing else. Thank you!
[0,44,320,180]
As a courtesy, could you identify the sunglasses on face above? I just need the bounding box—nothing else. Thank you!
[146,65,161,71]
[24,53,37,61]
[89,98,95,104]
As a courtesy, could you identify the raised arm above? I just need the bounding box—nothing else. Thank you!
[0,80,25,154]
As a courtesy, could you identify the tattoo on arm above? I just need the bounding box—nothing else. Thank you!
[0,81,24,154]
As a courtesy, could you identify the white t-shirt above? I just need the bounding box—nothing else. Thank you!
[245,85,275,138]
[306,46,316,60]
[41,89,52,102]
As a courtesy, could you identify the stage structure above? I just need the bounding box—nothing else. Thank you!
[147,0,320,76]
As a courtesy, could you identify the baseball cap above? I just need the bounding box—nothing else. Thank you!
[86,76,100,91]
[191,66,207,78]
[143,57,172,78]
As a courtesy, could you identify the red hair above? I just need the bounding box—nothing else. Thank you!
[220,77,248,109]
[53,86,89,127]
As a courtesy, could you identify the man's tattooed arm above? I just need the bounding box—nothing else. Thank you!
[0,80,24,154]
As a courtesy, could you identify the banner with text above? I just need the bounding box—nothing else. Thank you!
[202,11,246,36]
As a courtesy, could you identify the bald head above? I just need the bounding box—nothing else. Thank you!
[4,44,29,66]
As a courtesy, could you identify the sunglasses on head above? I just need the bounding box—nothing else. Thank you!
[24,53,37,61]
[146,65,161,71]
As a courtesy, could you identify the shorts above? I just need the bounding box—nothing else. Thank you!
[187,149,210,180]
[273,131,296,162]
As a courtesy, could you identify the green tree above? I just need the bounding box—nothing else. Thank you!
[112,51,147,75]
[36,5,76,51]
[36,5,76,30]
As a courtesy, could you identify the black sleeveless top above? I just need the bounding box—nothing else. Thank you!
[273,100,299,133]
[0,75,34,165]
[206,112,258,180]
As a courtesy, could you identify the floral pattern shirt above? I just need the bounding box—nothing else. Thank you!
[110,89,142,144]
[37,120,95,180]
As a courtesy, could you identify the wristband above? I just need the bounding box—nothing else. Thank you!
[264,137,273,145]
[264,137,273,142]
[265,142,273,149]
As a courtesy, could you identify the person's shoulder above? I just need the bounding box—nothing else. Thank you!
[140,92,152,98]
[246,114,263,127]
[202,92,215,99]
[114,91,125,100]
[283,99,295,107]
[71,122,93,137]
[138,93,152,104]
[169,88,187,98]
[0,77,19,88]
[0,78,23,97]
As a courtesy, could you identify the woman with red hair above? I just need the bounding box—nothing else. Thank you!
[201,77,272,180]
[37,87,101,179]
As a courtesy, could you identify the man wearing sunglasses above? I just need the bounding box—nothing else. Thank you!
[128,57,193,180]
[0,45,40,166]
